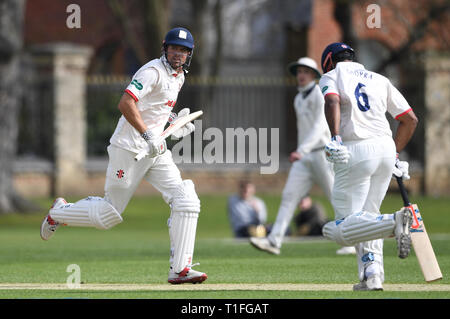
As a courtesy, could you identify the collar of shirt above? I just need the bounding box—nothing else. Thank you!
[337,61,365,70]
[297,80,316,93]
[160,55,182,78]
[297,80,316,98]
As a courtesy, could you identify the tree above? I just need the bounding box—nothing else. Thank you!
[106,0,170,66]
[373,1,450,74]
[0,0,37,213]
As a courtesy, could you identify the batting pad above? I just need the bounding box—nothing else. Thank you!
[50,196,122,230]
[323,211,395,246]
[168,211,199,273]
[171,180,201,213]
[356,240,385,282]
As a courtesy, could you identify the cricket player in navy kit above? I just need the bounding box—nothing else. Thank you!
[318,43,418,290]
[40,27,207,284]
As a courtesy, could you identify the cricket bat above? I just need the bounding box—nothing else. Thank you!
[396,176,443,282]
[134,110,203,161]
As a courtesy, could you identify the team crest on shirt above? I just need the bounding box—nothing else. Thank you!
[322,86,328,93]
[116,169,125,179]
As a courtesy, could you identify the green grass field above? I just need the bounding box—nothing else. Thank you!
[0,193,449,300]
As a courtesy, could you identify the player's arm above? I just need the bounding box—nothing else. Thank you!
[393,110,418,153]
[324,93,341,137]
[387,81,419,153]
[117,92,147,134]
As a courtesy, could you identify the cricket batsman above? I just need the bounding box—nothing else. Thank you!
[318,42,418,290]
[40,27,207,284]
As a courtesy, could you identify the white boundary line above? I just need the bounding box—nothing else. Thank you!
[0,283,449,292]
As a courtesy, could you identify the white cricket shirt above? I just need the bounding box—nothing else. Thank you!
[319,62,412,142]
[294,81,330,156]
[110,57,185,153]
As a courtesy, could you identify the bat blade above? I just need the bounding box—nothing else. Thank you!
[158,110,203,142]
[408,204,442,282]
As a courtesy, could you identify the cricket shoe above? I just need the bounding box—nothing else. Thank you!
[394,207,413,259]
[40,197,67,241]
[168,263,208,284]
[353,274,383,291]
[249,237,280,255]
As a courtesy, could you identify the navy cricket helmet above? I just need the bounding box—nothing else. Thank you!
[320,42,354,73]
[163,27,194,71]
[163,27,194,50]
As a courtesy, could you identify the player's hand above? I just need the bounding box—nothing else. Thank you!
[392,153,410,180]
[289,151,302,163]
[141,130,167,157]
[170,108,196,140]
[325,135,349,164]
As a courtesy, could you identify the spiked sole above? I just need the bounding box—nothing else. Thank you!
[168,274,208,285]
[398,210,413,259]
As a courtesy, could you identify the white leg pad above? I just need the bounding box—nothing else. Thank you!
[168,211,199,273]
[171,180,201,213]
[322,211,395,246]
[356,240,385,282]
[168,180,201,273]
[50,196,123,230]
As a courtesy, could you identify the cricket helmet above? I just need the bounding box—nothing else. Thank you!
[287,57,321,78]
[163,27,194,71]
[163,27,194,50]
[320,42,354,73]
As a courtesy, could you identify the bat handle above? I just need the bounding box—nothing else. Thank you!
[395,176,411,207]
[134,137,164,162]
[134,150,147,162]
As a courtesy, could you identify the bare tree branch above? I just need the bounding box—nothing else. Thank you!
[106,0,148,65]
[375,2,450,73]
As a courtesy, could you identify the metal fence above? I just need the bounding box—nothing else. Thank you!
[85,75,299,159]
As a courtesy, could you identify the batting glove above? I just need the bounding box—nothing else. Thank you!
[325,135,350,164]
[141,130,167,157]
[392,153,410,180]
[170,108,196,140]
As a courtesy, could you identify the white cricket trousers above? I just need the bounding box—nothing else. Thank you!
[104,145,183,213]
[331,135,396,282]
[104,145,200,273]
[268,150,333,248]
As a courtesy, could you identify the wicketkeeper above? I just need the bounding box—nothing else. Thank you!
[40,27,207,284]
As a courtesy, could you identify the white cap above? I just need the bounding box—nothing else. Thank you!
[288,57,321,78]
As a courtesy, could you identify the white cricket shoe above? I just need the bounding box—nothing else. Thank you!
[353,274,383,291]
[394,207,413,259]
[168,263,208,284]
[336,246,356,255]
[40,197,67,241]
[249,237,280,255]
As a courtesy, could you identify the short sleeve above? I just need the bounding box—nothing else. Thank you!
[124,67,159,102]
[386,81,412,120]
[319,73,339,97]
